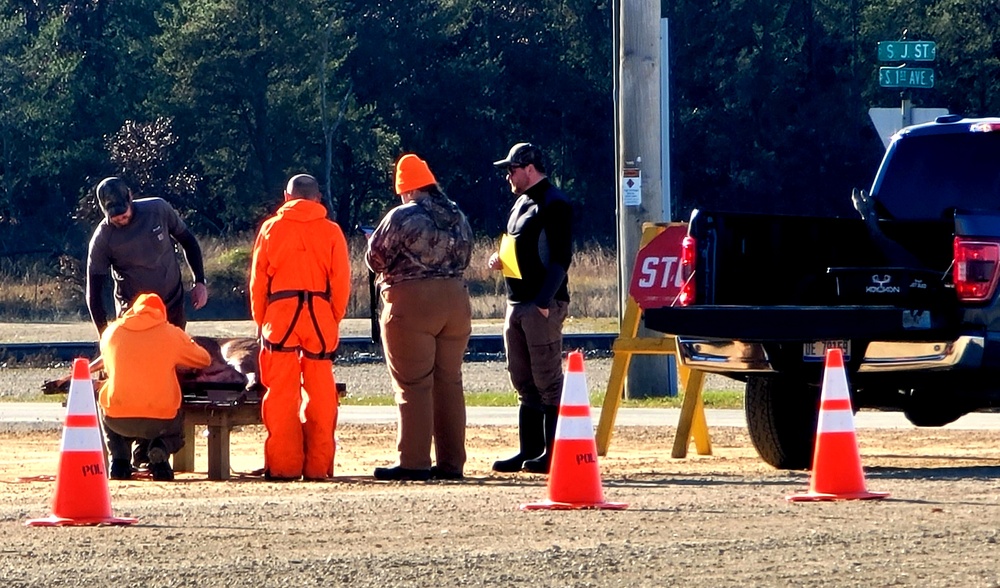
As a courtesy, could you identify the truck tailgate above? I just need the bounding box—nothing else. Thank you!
[643,305,960,341]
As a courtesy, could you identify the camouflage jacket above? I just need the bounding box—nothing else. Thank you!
[366,194,473,287]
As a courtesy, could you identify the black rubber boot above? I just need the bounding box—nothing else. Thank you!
[492,405,545,473]
[522,405,559,474]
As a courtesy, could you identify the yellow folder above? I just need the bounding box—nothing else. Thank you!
[499,234,521,279]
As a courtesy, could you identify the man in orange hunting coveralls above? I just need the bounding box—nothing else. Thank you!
[250,174,350,481]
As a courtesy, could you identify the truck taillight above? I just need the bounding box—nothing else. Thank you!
[953,237,1000,302]
[970,122,1000,133]
[677,235,696,306]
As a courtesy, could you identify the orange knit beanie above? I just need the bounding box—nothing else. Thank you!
[394,154,437,195]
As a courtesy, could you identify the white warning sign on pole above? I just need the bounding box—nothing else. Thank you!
[622,168,641,206]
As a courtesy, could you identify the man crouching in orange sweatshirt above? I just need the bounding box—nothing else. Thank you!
[250,174,350,481]
[99,292,212,481]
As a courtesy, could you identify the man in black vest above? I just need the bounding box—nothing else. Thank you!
[488,143,573,475]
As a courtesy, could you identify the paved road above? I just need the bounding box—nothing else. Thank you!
[4,403,1000,431]
[0,319,618,362]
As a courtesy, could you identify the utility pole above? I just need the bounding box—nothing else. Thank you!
[617,0,666,398]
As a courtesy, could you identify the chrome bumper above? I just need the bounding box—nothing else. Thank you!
[675,336,985,373]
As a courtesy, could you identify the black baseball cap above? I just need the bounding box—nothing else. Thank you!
[97,177,132,218]
[493,142,545,170]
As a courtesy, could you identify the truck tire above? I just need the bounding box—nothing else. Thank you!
[744,376,820,470]
[902,389,967,427]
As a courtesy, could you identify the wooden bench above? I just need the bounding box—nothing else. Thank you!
[173,396,263,481]
[172,383,346,481]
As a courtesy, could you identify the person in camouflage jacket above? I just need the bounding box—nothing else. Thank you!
[366,153,474,481]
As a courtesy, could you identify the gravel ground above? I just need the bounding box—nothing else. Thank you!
[2,424,1000,587]
[4,320,998,587]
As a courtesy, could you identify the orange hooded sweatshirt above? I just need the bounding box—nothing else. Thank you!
[250,198,350,353]
[99,293,212,419]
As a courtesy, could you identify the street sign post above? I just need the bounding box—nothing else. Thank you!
[871,38,943,147]
[868,107,949,148]
[879,67,935,89]
[878,41,936,62]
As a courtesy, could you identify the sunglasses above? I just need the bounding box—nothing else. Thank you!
[504,165,524,175]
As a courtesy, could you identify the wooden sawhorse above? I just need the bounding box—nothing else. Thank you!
[595,222,711,458]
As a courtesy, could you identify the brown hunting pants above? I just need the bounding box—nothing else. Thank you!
[380,278,472,472]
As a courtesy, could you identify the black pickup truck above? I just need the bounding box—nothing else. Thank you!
[645,115,1000,469]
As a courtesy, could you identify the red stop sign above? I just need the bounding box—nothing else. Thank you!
[628,224,688,310]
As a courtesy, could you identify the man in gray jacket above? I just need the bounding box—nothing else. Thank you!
[86,176,209,471]
[86,177,209,336]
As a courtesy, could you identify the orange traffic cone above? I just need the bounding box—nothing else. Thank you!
[521,351,627,511]
[26,358,138,526]
[787,348,889,502]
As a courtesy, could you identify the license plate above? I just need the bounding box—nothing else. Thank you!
[803,340,851,361]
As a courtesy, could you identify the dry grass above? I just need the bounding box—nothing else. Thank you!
[0,257,84,321]
[568,241,618,318]
[340,235,617,320]
[0,236,619,321]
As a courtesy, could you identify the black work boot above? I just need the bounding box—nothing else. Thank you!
[150,461,174,481]
[109,459,133,481]
[492,405,545,473]
[372,466,431,482]
[522,405,559,474]
[147,441,174,481]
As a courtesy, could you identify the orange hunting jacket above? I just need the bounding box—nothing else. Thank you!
[98,293,212,419]
[249,198,350,355]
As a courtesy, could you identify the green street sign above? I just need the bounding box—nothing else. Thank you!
[879,67,935,89]
[878,41,936,62]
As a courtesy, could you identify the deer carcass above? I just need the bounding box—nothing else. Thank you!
[42,336,262,398]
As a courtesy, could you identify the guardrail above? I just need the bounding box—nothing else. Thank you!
[0,333,618,363]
